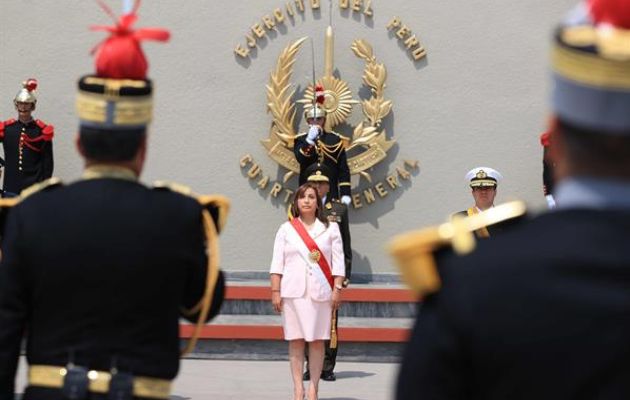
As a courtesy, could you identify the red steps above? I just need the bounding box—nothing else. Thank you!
[180,284,416,343]
[223,285,417,303]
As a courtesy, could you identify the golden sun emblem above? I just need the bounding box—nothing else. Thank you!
[300,75,357,130]
[261,26,395,184]
[309,249,321,263]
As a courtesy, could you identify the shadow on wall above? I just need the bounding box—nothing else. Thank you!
[351,250,373,280]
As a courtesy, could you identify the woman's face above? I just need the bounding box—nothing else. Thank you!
[297,188,318,216]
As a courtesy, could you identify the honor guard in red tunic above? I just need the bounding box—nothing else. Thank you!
[0,79,54,197]
[0,2,227,399]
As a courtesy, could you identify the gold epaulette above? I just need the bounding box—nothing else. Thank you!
[330,130,350,141]
[197,195,230,233]
[0,198,20,209]
[330,130,351,149]
[388,201,527,296]
[152,181,230,233]
[153,180,229,356]
[19,177,63,201]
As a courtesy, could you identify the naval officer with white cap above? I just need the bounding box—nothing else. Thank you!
[453,167,503,237]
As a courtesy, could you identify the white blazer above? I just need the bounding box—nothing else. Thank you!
[269,219,345,301]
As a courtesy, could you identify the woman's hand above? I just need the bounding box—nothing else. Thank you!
[332,288,342,311]
[271,291,283,313]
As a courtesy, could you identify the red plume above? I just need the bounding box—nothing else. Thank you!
[540,131,551,147]
[24,78,38,92]
[90,0,170,80]
[589,0,630,29]
[315,84,325,105]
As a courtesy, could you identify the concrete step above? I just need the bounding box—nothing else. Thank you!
[180,315,412,341]
[221,280,418,318]
[179,278,417,362]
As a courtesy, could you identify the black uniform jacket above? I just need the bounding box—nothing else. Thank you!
[0,178,225,399]
[0,119,54,195]
[397,209,630,400]
[322,199,352,280]
[294,131,351,200]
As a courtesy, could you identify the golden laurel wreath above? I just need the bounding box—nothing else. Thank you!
[261,37,395,183]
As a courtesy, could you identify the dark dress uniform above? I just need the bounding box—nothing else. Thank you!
[294,131,351,200]
[321,198,351,374]
[394,0,630,396]
[0,118,54,196]
[397,204,630,399]
[0,174,226,400]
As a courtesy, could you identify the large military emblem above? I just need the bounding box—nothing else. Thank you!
[261,27,395,184]
[238,10,423,210]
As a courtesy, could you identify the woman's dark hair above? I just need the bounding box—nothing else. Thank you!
[290,183,329,227]
[79,126,146,162]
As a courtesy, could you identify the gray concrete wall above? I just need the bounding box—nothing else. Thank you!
[0,0,575,275]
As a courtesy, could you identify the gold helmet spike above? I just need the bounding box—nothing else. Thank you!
[14,79,38,105]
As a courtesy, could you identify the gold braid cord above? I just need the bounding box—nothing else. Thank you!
[330,310,338,349]
[266,37,307,148]
[181,208,221,356]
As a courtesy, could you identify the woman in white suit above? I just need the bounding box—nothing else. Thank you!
[270,183,345,400]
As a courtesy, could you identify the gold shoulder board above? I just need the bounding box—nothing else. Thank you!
[153,181,230,233]
[19,177,63,201]
[330,130,350,141]
[0,198,20,209]
[388,201,527,296]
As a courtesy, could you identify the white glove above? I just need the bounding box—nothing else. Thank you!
[545,194,556,209]
[340,195,351,206]
[306,125,320,145]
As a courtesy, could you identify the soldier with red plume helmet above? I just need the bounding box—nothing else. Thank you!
[0,78,55,197]
[0,2,227,399]
[294,84,352,205]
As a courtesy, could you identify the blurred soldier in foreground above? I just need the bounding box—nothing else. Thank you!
[391,0,630,398]
[0,79,54,197]
[302,163,352,382]
[452,167,503,238]
[0,3,227,399]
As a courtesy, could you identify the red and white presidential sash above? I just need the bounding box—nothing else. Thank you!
[290,218,334,289]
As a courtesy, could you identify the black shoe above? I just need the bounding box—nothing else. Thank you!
[321,371,336,381]
[303,370,310,381]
